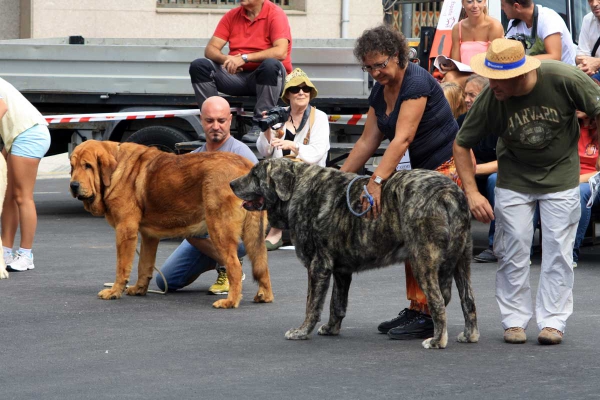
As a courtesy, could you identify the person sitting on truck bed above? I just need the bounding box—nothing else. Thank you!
[575,0,600,80]
[502,0,575,65]
[189,0,292,142]
[0,77,51,273]
[155,96,258,295]
[340,25,464,342]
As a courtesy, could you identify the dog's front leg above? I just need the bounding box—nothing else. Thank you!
[98,223,139,300]
[318,271,352,336]
[126,234,159,296]
[285,258,332,340]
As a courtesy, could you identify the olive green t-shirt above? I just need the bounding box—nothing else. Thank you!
[456,60,600,194]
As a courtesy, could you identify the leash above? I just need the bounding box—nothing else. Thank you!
[103,247,168,295]
[346,175,374,217]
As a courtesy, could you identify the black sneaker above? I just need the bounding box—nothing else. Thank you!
[387,312,434,340]
[377,308,420,334]
[241,124,262,143]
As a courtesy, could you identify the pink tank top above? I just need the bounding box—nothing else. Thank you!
[459,20,490,66]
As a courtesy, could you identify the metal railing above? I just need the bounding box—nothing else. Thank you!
[390,0,445,38]
[156,0,298,10]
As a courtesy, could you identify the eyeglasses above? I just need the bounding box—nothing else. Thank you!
[361,56,392,72]
[287,85,313,94]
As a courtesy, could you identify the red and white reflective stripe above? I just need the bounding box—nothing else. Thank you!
[328,114,367,125]
[44,108,368,126]
[45,109,202,124]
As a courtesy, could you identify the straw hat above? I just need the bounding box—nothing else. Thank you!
[470,38,541,79]
[281,68,318,104]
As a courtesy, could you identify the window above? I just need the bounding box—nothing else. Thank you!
[156,0,303,11]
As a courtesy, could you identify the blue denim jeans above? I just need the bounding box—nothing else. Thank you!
[156,239,246,291]
[486,173,497,248]
[573,182,599,263]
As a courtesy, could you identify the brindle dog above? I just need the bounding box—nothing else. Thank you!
[230,159,479,349]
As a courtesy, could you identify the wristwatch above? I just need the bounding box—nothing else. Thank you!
[372,175,384,185]
[241,54,249,63]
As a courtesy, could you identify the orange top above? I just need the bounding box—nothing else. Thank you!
[579,125,598,174]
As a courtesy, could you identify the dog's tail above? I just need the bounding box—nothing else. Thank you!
[241,210,273,301]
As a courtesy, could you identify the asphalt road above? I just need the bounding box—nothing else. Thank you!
[1,178,599,399]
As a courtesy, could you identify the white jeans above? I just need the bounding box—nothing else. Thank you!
[494,187,579,333]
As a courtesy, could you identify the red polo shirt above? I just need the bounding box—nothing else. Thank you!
[213,0,292,73]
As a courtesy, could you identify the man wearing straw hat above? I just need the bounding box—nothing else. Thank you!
[453,38,600,345]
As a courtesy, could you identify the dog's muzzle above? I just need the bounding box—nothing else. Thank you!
[70,181,95,202]
[241,197,265,211]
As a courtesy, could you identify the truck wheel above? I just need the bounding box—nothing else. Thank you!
[125,126,191,153]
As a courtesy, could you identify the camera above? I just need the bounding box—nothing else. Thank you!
[507,33,533,51]
[256,106,289,132]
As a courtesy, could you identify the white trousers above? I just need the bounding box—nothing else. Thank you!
[494,187,579,333]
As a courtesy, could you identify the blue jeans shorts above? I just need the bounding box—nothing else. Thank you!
[10,124,51,159]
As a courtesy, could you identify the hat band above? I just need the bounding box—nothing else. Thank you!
[484,56,526,70]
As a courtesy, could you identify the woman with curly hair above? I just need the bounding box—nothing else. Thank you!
[340,24,462,342]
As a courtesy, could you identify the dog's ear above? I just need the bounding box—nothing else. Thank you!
[269,162,295,201]
[97,151,117,187]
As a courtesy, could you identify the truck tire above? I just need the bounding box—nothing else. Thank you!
[125,126,191,153]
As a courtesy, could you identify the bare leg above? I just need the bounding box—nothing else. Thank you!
[1,153,41,249]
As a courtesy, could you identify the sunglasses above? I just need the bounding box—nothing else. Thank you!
[287,85,313,94]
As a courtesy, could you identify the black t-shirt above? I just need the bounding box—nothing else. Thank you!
[368,62,458,170]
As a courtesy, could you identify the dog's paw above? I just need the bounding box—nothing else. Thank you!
[0,268,8,280]
[212,299,239,309]
[285,328,309,340]
[97,288,123,300]
[253,289,274,303]
[457,330,480,343]
[317,324,339,336]
[422,331,448,349]
[421,338,438,349]
[126,285,148,296]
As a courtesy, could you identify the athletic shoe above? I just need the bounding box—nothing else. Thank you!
[208,258,245,295]
[208,270,229,294]
[3,252,15,266]
[503,327,526,344]
[538,327,563,345]
[572,261,578,268]
[387,312,434,340]
[377,308,420,333]
[241,124,261,143]
[7,251,35,272]
[473,248,497,263]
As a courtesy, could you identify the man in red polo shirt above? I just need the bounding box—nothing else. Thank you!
[189,0,292,140]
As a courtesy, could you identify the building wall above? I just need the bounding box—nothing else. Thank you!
[0,0,21,39]
[32,0,382,39]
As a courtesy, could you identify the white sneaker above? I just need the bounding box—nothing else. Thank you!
[3,252,15,266]
[572,261,578,268]
[7,252,35,272]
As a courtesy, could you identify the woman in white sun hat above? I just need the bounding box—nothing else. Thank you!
[256,68,330,250]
